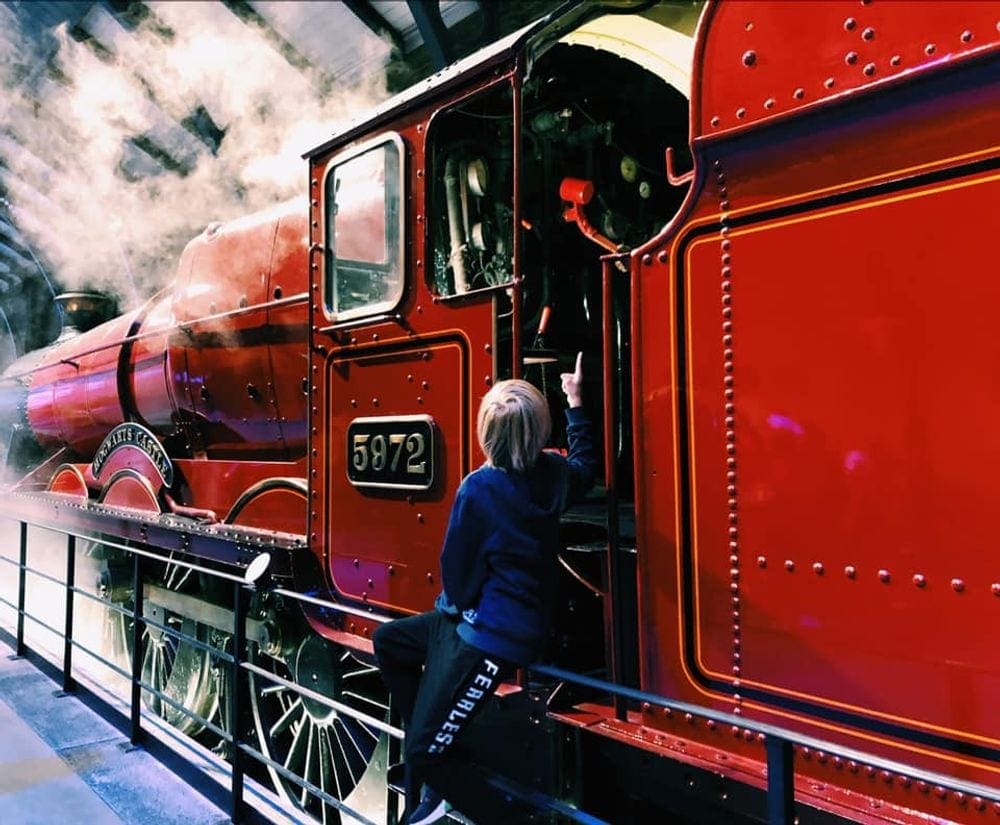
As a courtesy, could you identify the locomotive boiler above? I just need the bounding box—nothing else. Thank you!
[1,1,999,823]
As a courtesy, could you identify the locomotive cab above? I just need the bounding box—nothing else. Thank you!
[309,3,701,694]
[426,9,696,674]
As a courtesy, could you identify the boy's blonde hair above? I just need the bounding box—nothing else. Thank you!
[477,379,551,472]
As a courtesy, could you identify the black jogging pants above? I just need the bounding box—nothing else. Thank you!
[373,610,520,823]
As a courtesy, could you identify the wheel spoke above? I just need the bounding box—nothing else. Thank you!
[164,638,177,672]
[98,550,226,744]
[342,665,379,679]
[157,645,170,689]
[300,719,319,808]
[250,638,390,823]
[165,559,193,592]
[284,716,309,774]
[318,727,337,819]
[149,649,163,714]
[269,697,303,739]
[330,718,361,791]
[339,717,373,764]
[342,690,390,716]
[322,726,346,803]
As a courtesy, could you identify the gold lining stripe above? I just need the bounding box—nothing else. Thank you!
[682,172,1000,744]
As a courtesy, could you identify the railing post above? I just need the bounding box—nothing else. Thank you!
[387,704,403,825]
[15,522,26,656]
[62,535,76,693]
[765,736,794,824]
[130,551,145,745]
[602,259,628,720]
[230,581,247,824]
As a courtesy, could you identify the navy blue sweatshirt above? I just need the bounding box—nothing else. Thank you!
[434,407,597,664]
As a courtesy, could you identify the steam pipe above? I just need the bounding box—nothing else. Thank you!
[444,154,470,293]
[0,379,29,430]
[511,67,523,379]
[560,177,621,254]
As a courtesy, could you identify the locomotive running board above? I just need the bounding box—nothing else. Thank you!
[0,490,301,577]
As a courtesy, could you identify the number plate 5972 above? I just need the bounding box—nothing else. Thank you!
[346,415,436,490]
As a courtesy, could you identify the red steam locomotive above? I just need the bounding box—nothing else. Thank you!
[2,1,999,822]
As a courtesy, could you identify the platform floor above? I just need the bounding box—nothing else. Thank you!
[0,637,229,825]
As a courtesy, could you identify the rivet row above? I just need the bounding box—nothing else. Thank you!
[755,556,997,594]
[709,25,979,130]
[715,160,742,710]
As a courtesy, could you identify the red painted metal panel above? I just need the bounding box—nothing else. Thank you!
[51,368,105,453]
[224,481,306,535]
[79,315,131,433]
[695,0,1000,139]
[171,204,299,458]
[696,78,1000,252]
[47,465,87,498]
[686,176,1000,745]
[325,338,469,611]
[265,207,309,456]
[99,471,161,512]
[628,0,1000,802]
[176,246,276,453]
[308,76,506,616]
[129,293,181,432]
[311,282,497,617]
[26,363,69,447]
[26,314,131,452]
[631,248,691,704]
[171,457,306,524]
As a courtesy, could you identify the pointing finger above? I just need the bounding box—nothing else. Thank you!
[574,351,584,378]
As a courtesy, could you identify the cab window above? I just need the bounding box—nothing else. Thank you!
[428,85,514,297]
[325,136,403,319]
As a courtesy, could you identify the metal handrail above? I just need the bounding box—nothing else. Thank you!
[241,660,403,739]
[530,662,1000,818]
[270,586,392,624]
[5,515,996,825]
[2,499,302,577]
[0,519,397,825]
[0,549,238,665]
[0,592,65,640]
[236,740,380,825]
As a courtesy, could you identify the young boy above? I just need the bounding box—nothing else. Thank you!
[373,353,596,825]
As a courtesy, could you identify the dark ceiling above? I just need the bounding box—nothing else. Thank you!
[0,0,563,357]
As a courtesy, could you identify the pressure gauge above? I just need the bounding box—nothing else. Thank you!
[466,158,489,197]
[620,155,639,183]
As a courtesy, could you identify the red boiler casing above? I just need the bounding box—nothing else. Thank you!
[24,199,310,461]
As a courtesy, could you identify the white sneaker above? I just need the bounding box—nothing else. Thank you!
[407,785,451,825]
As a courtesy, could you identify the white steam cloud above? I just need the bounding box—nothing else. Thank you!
[0,1,391,306]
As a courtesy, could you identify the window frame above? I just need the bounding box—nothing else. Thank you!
[424,78,518,303]
[321,132,406,324]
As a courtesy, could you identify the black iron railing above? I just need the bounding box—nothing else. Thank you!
[0,520,402,825]
[1,516,997,825]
